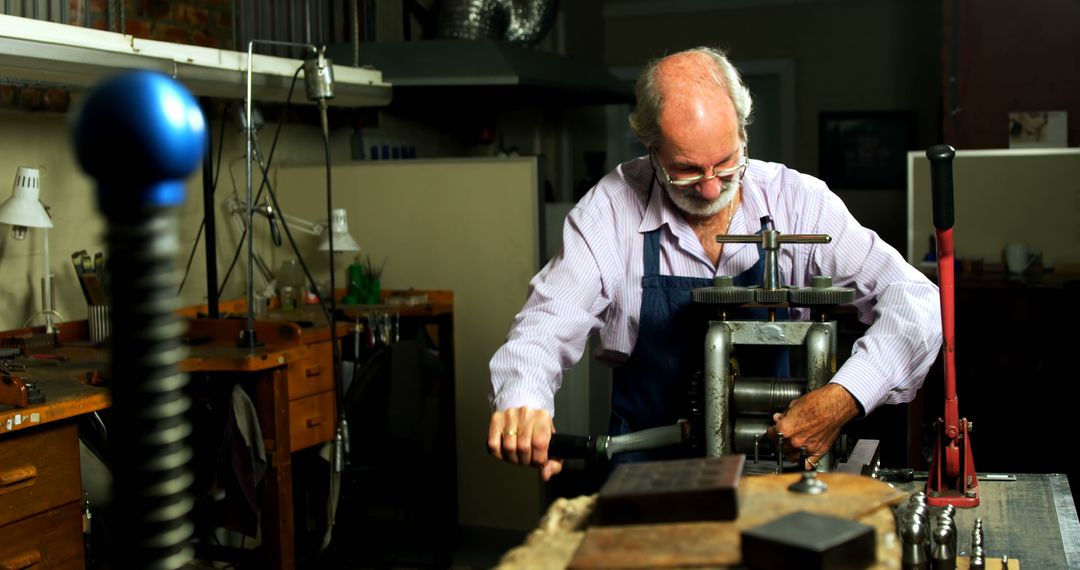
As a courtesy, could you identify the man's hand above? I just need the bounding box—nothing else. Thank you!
[488,407,564,481]
[767,383,859,470]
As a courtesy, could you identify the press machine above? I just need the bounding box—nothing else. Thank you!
[691,215,858,472]
[551,215,879,474]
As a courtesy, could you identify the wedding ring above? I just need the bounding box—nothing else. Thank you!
[807,457,819,468]
[505,429,517,438]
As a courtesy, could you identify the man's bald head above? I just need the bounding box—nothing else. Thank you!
[629,47,753,149]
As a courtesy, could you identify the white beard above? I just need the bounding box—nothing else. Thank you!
[664,177,739,218]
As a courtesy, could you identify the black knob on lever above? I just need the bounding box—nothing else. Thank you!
[926,144,956,231]
[267,211,282,247]
[548,433,598,460]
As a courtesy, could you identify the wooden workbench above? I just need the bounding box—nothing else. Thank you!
[494,471,1080,569]
[0,314,346,570]
[0,345,109,569]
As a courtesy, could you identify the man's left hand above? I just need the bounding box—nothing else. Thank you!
[767,383,860,469]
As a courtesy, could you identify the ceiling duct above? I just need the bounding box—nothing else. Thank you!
[436,0,557,47]
[328,0,631,109]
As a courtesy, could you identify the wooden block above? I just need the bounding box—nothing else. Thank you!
[741,511,875,570]
[594,455,744,525]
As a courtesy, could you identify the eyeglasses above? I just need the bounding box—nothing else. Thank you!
[651,145,749,187]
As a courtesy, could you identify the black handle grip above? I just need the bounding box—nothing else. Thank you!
[926,144,956,230]
[549,433,597,460]
[268,215,282,247]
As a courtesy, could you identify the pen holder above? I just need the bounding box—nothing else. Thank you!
[89,304,111,345]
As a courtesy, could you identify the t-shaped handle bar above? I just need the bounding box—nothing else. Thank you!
[716,215,831,289]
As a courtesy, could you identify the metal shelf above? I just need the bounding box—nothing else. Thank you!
[0,14,392,108]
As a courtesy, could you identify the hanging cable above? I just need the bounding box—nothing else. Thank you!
[217,65,303,297]
[178,102,228,296]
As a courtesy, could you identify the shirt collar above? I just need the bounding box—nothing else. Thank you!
[639,169,686,234]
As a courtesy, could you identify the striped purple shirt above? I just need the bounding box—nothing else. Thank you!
[490,156,942,417]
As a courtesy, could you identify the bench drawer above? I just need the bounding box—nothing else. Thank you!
[288,341,334,401]
[0,422,81,528]
[289,391,335,452]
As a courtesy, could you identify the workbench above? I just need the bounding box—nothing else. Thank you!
[0,314,346,570]
[492,470,1080,569]
[0,338,108,569]
[895,474,1080,568]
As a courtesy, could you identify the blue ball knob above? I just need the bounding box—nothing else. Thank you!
[73,70,206,214]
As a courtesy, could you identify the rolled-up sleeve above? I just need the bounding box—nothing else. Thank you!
[489,206,614,415]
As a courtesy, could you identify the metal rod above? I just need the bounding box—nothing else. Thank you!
[304,0,311,44]
[704,322,733,456]
[776,432,784,473]
[352,0,359,66]
[201,98,219,319]
[232,0,239,50]
[244,40,257,346]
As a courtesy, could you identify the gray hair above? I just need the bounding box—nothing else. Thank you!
[628,47,754,148]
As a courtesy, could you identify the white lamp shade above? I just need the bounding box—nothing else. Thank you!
[318,208,360,252]
[0,167,53,228]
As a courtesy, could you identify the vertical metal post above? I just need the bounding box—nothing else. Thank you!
[805,322,836,470]
[201,98,220,319]
[704,322,733,457]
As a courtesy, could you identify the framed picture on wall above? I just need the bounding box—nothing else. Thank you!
[819,111,916,190]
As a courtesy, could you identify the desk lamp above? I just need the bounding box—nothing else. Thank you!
[318,208,360,252]
[0,166,57,334]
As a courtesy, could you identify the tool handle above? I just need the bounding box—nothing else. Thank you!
[926,144,956,230]
[549,433,598,460]
[268,214,282,247]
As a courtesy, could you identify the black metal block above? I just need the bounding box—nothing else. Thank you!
[593,455,744,525]
[741,510,875,570]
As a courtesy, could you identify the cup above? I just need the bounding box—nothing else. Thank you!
[1003,242,1035,275]
[88,304,110,345]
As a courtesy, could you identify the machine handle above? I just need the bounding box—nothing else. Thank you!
[268,214,282,247]
[926,144,956,230]
[548,433,597,460]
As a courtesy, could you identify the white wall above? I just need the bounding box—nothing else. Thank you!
[273,158,547,531]
[0,100,361,327]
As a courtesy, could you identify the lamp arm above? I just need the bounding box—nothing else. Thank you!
[279,212,325,236]
[225,193,325,237]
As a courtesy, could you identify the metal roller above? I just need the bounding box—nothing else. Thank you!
[732,377,806,415]
[733,417,775,455]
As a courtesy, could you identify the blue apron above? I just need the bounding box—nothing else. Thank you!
[609,211,789,464]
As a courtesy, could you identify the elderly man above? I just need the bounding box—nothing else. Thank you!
[487,46,941,481]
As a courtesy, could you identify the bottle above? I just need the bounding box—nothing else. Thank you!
[277,259,305,309]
